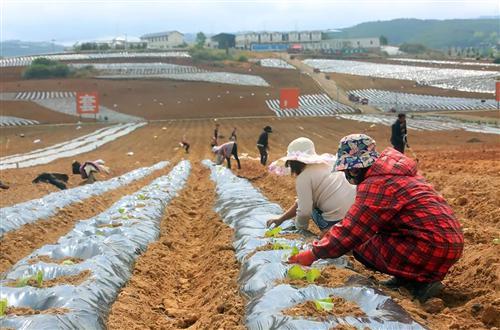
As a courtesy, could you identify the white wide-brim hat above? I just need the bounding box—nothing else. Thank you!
[268,137,336,175]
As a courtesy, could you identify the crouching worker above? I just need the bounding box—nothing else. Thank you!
[72,159,110,184]
[212,141,241,169]
[267,137,356,234]
[289,134,464,302]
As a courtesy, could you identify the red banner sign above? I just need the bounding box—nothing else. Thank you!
[76,92,99,114]
[496,81,500,102]
[280,88,300,109]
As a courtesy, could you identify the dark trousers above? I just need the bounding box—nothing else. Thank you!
[182,142,190,153]
[226,144,241,169]
[258,146,268,165]
[393,143,405,154]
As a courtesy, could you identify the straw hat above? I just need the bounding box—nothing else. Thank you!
[269,137,335,175]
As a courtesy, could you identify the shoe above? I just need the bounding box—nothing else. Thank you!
[413,281,443,302]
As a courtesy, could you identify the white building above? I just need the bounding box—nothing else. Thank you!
[140,31,184,49]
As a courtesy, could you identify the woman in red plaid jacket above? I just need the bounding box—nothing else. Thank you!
[289,134,464,302]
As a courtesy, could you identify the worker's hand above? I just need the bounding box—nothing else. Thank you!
[266,218,283,228]
[288,250,317,266]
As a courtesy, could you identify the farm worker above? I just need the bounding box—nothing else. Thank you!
[212,141,241,169]
[289,134,464,302]
[230,127,237,141]
[266,137,356,234]
[256,126,273,165]
[72,159,110,184]
[212,122,220,147]
[179,134,190,153]
[391,113,408,153]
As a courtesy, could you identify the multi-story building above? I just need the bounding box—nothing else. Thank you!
[235,30,379,51]
[140,31,184,49]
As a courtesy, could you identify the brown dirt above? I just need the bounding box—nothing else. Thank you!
[5,306,70,316]
[0,61,321,121]
[5,270,91,288]
[0,100,93,124]
[283,296,366,320]
[106,164,245,330]
[0,163,173,274]
[0,123,100,157]
[27,256,83,265]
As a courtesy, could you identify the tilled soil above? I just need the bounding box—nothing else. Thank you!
[107,164,245,330]
[1,115,499,329]
[0,162,174,274]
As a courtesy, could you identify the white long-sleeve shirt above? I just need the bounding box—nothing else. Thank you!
[295,163,356,230]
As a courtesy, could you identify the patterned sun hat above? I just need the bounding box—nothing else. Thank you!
[335,134,379,171]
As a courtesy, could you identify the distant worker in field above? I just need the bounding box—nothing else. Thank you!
[391,113,408,153]
[266,137,356,235]
[257,126,273,165]
[289,134,464,302]
[230,127,237,141]
[72,159,110,184]
[212,122,220,147]
[212,140,241,169]
[180,134,190,154]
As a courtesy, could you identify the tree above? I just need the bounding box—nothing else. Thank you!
[196,32,206,48]
[379,35,388,46]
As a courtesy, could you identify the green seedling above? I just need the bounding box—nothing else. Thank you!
[272,242,291,250]
[62,260,75,265]
[306,268,321,283]
[0,298,8,317]
[290,246,300,256]
[137,194,149,200]
[265,226,282,238]
[118,208,126,214]
[95,230,105,236]
[314,297,334,311]
[36,270,43,287]
[493,238,500,245]
[288,265,307,280]
[287,265,322,283]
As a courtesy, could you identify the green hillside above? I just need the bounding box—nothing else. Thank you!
[329,18,499,49]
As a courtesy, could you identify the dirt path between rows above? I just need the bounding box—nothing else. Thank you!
[0,161,175,274]
[107,163,245,330]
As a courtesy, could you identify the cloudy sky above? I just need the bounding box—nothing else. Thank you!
[2,0,499,44]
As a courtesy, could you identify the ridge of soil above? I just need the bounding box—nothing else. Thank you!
[0,162,174,274]
[107,164,245,329]
[27,256,83,265]
[5,270,91,288]
[4,307,70,316]
[283,296,366,320]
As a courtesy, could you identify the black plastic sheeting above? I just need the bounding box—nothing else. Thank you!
[0,160,191,330]
[203,160,426,330]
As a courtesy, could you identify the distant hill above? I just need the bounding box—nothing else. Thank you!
[329,18,499,49]
[0,40,65,57]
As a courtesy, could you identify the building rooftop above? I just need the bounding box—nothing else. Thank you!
[140,31,183,39]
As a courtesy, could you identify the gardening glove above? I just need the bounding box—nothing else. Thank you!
[288,250,317,266]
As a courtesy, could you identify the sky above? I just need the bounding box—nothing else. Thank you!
[1,0,499,45]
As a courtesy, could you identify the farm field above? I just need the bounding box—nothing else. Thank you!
[0,52,499,329]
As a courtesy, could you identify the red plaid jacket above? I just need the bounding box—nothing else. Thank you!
[312,148,463,282]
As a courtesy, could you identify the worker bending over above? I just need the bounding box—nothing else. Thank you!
[267,137,355,234]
